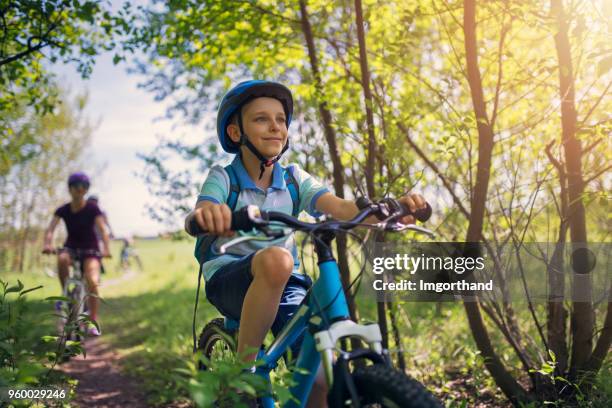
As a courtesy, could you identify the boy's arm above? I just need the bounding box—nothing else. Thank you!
[43,216,61,251]
[315,193,373,222]
[315,192,428,224]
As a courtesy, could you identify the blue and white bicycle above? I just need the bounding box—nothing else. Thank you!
[190,198,442,407]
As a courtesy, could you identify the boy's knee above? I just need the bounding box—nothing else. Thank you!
[252,247,294,287]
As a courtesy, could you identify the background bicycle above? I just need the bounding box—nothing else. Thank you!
[42,248,102,346]
[118,237,144,273]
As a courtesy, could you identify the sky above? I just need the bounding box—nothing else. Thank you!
[50,52,204,238]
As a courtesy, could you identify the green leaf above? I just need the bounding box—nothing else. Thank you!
[6,280,25,294]
[45,296,71,302]
[19,285,43,297]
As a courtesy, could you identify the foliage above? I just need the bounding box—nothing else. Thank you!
[0,0,132,173]
[181,350,306,407]
[0,278,85,406]
[185,351,268,408]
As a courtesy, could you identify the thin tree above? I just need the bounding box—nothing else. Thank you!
[461,0,529,403]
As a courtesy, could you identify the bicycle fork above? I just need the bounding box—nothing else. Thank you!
[313,319,386,387]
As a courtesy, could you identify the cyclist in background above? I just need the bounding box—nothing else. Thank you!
[87,195,114,240]
[43,173,111,336]
[119,235,143,272]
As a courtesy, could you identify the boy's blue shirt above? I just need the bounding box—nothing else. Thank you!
[197,155,330,281]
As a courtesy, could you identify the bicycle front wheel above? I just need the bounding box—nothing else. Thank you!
[197,318,236,371]
[331,364,442,408]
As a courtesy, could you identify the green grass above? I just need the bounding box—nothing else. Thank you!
[96,237,207,405]
[2,237,610,406]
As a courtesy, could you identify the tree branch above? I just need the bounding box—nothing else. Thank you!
[578,81,611,127]
[399,123,470,218]
[584,164,612,185]
[0,22,57,67]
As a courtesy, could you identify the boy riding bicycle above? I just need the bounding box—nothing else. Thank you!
[185,80,428,406]
[43,172,111,336]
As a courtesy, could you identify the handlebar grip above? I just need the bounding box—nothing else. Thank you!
[186,207,256,237]
[356,196,373,210]
[230,206,254,231]
[187,217,207,236]
[383,198,432,223]
[412,202,432,222]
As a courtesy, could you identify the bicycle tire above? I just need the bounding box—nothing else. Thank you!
[197,318,237,371]
[332,364,442,408]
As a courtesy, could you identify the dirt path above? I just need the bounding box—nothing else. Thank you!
[59,270,189,407]
[61,338,149,407]
[61,270,190,408]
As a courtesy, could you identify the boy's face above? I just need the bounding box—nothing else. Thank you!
[69,184,88,200]
[227,97,288,159]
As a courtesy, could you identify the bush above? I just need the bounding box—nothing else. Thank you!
[0,279,87,406]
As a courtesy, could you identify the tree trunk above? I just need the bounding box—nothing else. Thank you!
[544,143,571,376]
[353,0,399,354]
[547,241,569,375]
[353,0,377,198]
[298,0,360,326]
[585,282,612,374]
[550,0,593,379]
[462,0,529,403]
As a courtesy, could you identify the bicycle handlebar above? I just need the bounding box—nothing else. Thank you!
[187,198,432,237]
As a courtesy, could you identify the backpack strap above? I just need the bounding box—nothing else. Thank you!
[224,164,241,211]
[283,165,300,217]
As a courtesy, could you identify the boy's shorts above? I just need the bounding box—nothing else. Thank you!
[205,252,312,358]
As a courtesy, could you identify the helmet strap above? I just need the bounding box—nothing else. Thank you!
[237,111,289,180]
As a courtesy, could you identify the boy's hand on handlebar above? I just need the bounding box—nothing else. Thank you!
[42,246,53,255]
[397,193,428,224]
[193,203,235,237]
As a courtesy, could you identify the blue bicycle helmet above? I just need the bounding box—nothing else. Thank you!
[217,80,294,154]
[68,172,90,188]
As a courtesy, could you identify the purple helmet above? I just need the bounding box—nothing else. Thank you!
[68,172,90,188]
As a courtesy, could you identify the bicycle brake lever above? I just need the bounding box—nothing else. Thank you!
[377,221,436,238]
[217,235,279,255]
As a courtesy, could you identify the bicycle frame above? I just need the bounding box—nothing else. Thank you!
[58,248,101,319]
[226,232,383,408]
[62,251,87,318]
